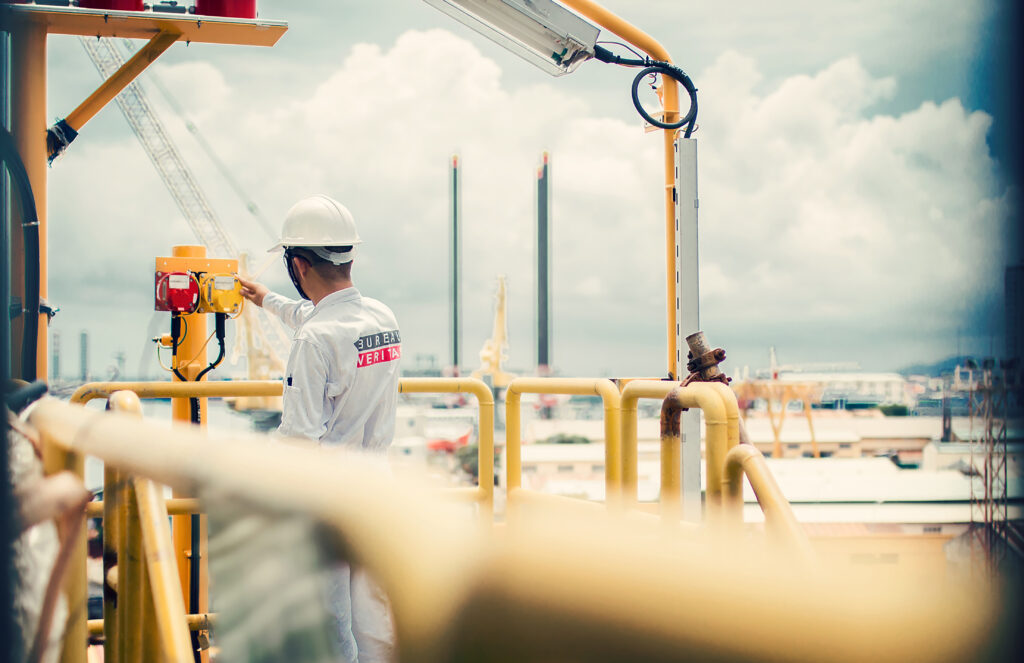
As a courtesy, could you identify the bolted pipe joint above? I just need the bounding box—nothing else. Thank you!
[684,331,730,385]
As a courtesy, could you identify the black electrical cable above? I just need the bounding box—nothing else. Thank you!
[630,65,698,136]
[593,45,699,138]
[194,313,226,383]
[0,123,41,381]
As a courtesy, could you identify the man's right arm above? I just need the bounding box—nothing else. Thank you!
[262,292,314,330]
[236,273,312,330]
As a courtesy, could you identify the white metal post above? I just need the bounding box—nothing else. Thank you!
[675,137,701,522]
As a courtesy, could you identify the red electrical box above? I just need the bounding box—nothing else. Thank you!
[155,271,200,313]
[192,0,256,18]
[77,1,146,10]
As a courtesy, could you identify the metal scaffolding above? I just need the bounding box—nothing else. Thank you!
[963,360,1015,576]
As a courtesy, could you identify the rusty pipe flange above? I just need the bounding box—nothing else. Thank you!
[683,331,731,385]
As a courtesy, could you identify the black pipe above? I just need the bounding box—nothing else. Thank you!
[0,122,40,381]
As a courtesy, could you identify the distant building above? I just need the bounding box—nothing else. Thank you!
[777,372,911,408]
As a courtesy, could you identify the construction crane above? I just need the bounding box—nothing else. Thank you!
[79,36,289,395]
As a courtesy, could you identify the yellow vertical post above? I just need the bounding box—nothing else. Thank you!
[506,390,522,492]
[136,478,195,661]
[560,0,680,377]
[121,481,144,662]
[9,17,48,379]
[476,390,495,523]
[102,466,121,663]
[169,245,209,634]
[140,551,160,662]
[41,435,86,663]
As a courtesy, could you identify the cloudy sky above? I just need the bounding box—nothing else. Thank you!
[39,0,1019,381]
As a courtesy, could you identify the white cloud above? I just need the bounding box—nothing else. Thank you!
[44,28,1010,381]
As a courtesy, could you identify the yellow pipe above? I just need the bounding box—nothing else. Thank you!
[10,17,48,380]
[63,30,179,133]
[619,380,675,505]
[88,613,217,636]
[504,378,622,503]
[70,379,284,404]
[562,0,680,377]
[135,477,196,663]
[620,381,728,519]
[87,497,202,518]
[722,444,814,561]
[399,377,495,520]
[706,381,740,452]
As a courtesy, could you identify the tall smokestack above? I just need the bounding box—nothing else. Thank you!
[450,154,462,375]
[537,152,551,373]
[79,330,88,382]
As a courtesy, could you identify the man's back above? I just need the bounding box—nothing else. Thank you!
[265,288,401,448]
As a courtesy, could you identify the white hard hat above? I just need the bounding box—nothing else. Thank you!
[268,195,362,262]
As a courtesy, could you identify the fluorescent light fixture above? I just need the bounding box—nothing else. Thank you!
[423,0,600,76]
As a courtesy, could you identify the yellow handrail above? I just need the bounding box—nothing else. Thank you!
[72,377,494,516]
[70,379,284,404]
[721,444,814,561]
[27,396,1001,662]
[398,377,495,520]
[505,378,622,503]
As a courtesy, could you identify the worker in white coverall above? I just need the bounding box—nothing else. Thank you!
[236,194,400,663]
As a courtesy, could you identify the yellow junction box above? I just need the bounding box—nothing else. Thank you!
[155,256,242,315]
[200,272,244,315]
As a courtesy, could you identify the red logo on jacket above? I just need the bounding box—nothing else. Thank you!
[355,330,401,368]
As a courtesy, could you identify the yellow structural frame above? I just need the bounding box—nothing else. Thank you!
[0,2,286,380]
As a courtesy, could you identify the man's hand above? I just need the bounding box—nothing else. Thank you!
[235,273,269,307]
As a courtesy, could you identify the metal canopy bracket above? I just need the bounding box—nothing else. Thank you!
[57,29,178,148]
[0,4,287,46]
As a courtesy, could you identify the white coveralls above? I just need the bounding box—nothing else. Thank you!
[264,287,401,663]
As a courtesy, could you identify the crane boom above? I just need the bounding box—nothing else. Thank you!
[79,36,237,258]
[79,36,292,387]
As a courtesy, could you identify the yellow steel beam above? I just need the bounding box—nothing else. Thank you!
[505,378,622,502]
[0,4,287,46]
[399,377,495,520]
[721,444,814,561]
[9,17,48,380]
[561,0,681,377]
[64,30,179,134]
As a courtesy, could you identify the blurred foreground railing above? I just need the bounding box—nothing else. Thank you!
[27,394,1010,662]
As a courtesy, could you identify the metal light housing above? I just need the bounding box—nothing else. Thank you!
[422,0,600,76]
